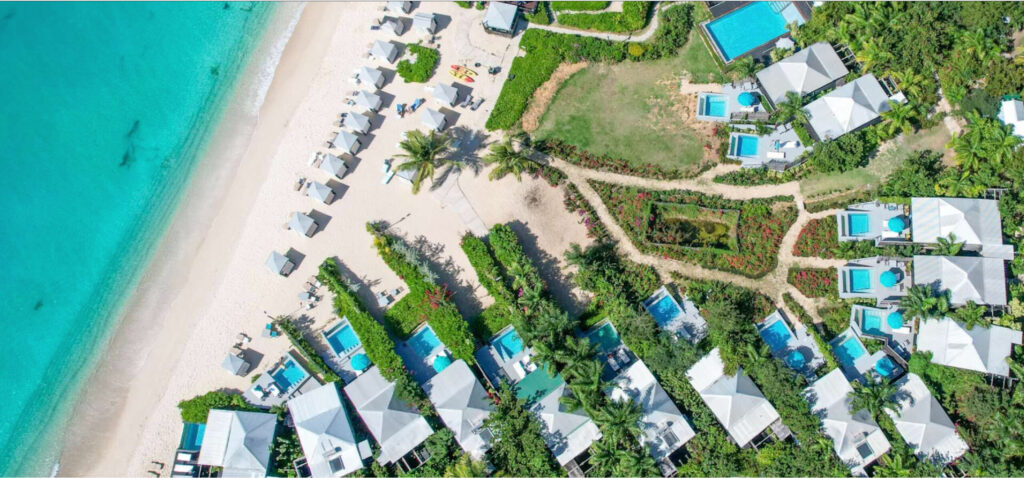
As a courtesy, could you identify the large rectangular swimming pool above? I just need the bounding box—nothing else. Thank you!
[705,2,805,62]
[861,310,883,335]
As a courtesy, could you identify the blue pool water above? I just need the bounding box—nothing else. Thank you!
[699,94,728,118]
[759,320,793,352]
[272,359,310,391]
[849,269,872,292]
[587,323,623,354]
[848,214,870,235]
[785,349,807,369]
[408,326,443,360]
[492,328,524,362]
[834,337,867,368]
[179,422,206,451]
[862,310,883,335]
[733,135,759,157]
[0,3,278,474]
[326,323,361,356]
[705,2,805,62]
[647,294,683,327]
[875,357,897,377]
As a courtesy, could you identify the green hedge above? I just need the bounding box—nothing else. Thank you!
[178,391,258,423]
[275,317,340,382]
[455,1,472,7]
[524,2,552,25]
[396,43,439,83]
[556,2,650,32]
[551,1,609,11]
[461,233,522,340]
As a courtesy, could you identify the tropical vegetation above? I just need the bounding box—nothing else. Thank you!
[396,43,439,83]
[395,129,456,193]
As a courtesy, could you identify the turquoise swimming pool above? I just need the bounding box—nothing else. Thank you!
[847,213,870,236]
[848,269,872,293]
[730,134,759,158]
[179,422,205,451]
[759,319,793,352]
[861,310,883,335]
[587,322,622,354]
[874,356,897,377]
[516,367,563,403]
[834,337,867,369]
[698,93,728,118]
[408,326,443,360]
[324,322,361,357]
[704,1,805,62]
[646,294,682,328]
[492,327,524,362]
[272,358,309,391]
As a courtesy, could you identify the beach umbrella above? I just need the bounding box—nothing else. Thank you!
[422,108,446,131]
[432,355,452,373]
[879,269,900,288]
[356,66,385,89]
[289,212,318,237]
[265,251,294,276]
[886,311,904,329]
[351,353,371,372]
[306,181,335,204]
[775,37,795,50]
[432,83,459,106]
[888,216,906,233]
[333,130,361,154]
[370,40,398,63]
[413,12,436,34]
[354,90,382,112]
[738,92,757,107]
[320,153,348,179]
[343,112,372,134]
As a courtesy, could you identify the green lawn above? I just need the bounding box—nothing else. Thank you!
[534,34,723,175]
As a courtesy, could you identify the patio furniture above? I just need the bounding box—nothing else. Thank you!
[470,97,485,110]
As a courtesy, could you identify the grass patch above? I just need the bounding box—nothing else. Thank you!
[648,203,739,250]
[675,31,725,83]
[396,43,439,83]
[556,1,650,33]
[551,1,609,11]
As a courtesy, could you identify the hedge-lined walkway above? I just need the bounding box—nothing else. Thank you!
[528,2,663,41]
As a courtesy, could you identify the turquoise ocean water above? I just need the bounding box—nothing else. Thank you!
[0,2,276,474]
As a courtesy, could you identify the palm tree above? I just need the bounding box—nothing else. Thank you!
[483,136,541,181]
[901,284,940,321]
[958,29,1001,64]
[615,448,658,477]
[947,117,989,173]
[891,68,928,101]
[730,56,758,80]
[559,337,599,379]
[395,129,455,193]
[850,379,899,420]
[855,38,892,71]
[444,453,488,477]
[772,91,808,125]
[593,399,642,445]
[881,101,918,137]
[986,123,1023,168]
[953,301,988,330]
[933,233,964,256]
[587,437,622,476]
[875,451,914,477]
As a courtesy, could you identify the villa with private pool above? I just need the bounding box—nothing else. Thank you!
[915,317,1022,377]
[829,328,903,383]
[756,309,825,377]
[423,359,495,460]
[643,286,708,344]
[836,201,910,244]
[696,82,766,123]
[803,74,897,141]
[322,318,373,383]
[398,323,451,383]
[726,124,808,170]
[837,257,911,306]
[244,351,320,408]
[345,366,434,470]
[755,42,850,108]
[804,369,891,475]
[701,1,809,64]
[849,305,914,358]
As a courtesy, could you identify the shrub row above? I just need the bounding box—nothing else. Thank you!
[275,317,341,382]
[556,2,650,33]
[367,223,476,364]
[178,391,258,423]
[523,2,552,25]
[551,1,608,11]
[786,267,838,300]
[712,167,802,186]
[563,182,610,241]
[396,43,439,83]
[460,233,522,340]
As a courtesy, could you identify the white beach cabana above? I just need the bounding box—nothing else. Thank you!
[531,380,602,466]
[289,212,319,237]
[265,251,294,276]
[423,360,494,459]
[910,197,1013,259]
[483,1,518,35]
[344,366,434,466]
[432,82,459,106]
[288,383,365,478]
[886,373,969,465]
[610,361,695,467]
[320,153,348,179]
[915,317,1022,377]
[370,40,399,63]
[343,112,372,135]
[804,369,890,474]
[686,348,782,448]
[356,66,385,89]
[755,42,849,107]
[421,108,447,132]
[306,181,335,205]
[381,17,406,36]
[803,74,892,141]
[198,409,277,477]
[354,90,383,112]
[413,12,437,34]
[998,98,1024,138]
[221,353,251,376]
[333,130,361,154]
[912,255,1007,306]
[387,1,411,14]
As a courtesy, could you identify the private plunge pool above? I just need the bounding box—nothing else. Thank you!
[703,1,806,62]
[271,356,310,392]
[408,325,443,361]
[697,93,728,120]
[729,134,759,158]
[847,213,870,236]
[492,327,525,362]
[324,321,361,357]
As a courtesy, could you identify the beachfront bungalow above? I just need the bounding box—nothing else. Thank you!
[912,255,1008,306]
[343,112,372,135]
[483,1,519,36]
[370,40,399,63]
[381,17,406,37]
[355,66,385,89]
[911,197,1014,259]
[532,378,603,469]
[610,361,695,475]
[413,12,437,35]
[265,251,295,276]
[726,124,808,170]
[344,366,434,469]
[755,42,850,108]
[245,352,320,408]
[803,74,893,141]
[288,383,366,478]
[886,373,969,465]
[836,201,909,244]
[387,1,412,14]
[197,409,277,477]
[421,108,447,132]
[354,90,383,112]
[837,257,911,306]
[804,369,891,475]
[306,181,335,205]
[289,212,319,237]
[998,98,1024,139]
[423,360,494,459]
[915,317,1022,377]
[432,83,459,107]
[320,153,349,179]
[686,348,787,448]
[642,286,708,344]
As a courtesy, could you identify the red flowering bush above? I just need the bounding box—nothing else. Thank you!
[793,217,839,258]
[787,267,838,299]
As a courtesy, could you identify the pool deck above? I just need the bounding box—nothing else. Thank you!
[728,123,809,170]
[474,328,533,389]
[838,257,912,306]
[581,319,638,381]
[242,351,320,408]
[836,202,911,244]
[829,329,901,383]
[701,1,813,64]
[756,310,825,377]
[849,305,915,359]
[642,286,708,344]
[397,324,448,384]
[321,319,368,384]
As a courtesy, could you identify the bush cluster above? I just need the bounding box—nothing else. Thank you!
[551,1,608,11]
[792,216,839,258]
[786,267,838,299]
[460,234,521,340]
[177,391,258,423]
[712,167,802,186]
[556,2,650,33]
[523,2,552,25]
[562,182,609,241]
[396,43,439,83]
[275,317,341,382]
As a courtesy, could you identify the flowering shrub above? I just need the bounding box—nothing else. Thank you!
[591,180,797,278]
[792,217,839,258]
[540,138,695,180]
[563,183,609,241]
[787,267,838,299]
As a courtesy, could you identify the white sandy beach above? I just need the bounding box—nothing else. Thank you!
[58,2,590,475]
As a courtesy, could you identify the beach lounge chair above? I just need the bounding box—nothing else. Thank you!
[470,97,485,110]
[172,464,194,474]
[175,451,194,463]
[460,94,474,107]
[381,171,395,184]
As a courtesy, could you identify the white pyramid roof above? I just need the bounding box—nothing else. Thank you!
[885,374,968,465]
[306,181,334,204]
[686,348,780,447]
[289,212,317,236]
[356,66,385,88]
[610,361,695,461]
[198,409,277,476]
[910,197,1006,251]
[320,154,348,178]
[531,381,602,466]
[333,130,360,154]
[354,90,382,111]
[423,360,494,459]
[343,112,371,134]
[432,83,458,106]
[805,369,890,472]
[421,108,446,131]
[916,317,1022,377]
[804,74,891,140]
[756,42,849,105]
[265,251,292,275]
[370,41,398,63]
[288,383,364,478]
[998,99,1024,138]
[344,367,433,465]
[912,255,1007,306]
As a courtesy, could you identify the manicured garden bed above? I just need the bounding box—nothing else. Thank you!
[396,43,439,83]
[590,180,797,277]
[792,216,839,258]
[647,202,738,250]
[787,267,837,299]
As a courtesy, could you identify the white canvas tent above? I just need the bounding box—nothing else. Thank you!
[356,66,385,89]
[289,212,319,237]
[354,90,383,112]
[333,130,361,154]
[320,153,348,179]
[370,40,399,63]
[343,112,372,135]
[306,181,335,205]
[413,12,436,34]
[432,83,459,106]
[221,353,251,376]
[422,108,447,131]
[387,1,411,14]
[381,17,406,36]
[265,251,294,276]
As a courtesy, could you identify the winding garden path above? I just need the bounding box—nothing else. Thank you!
[548,156,844,323]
